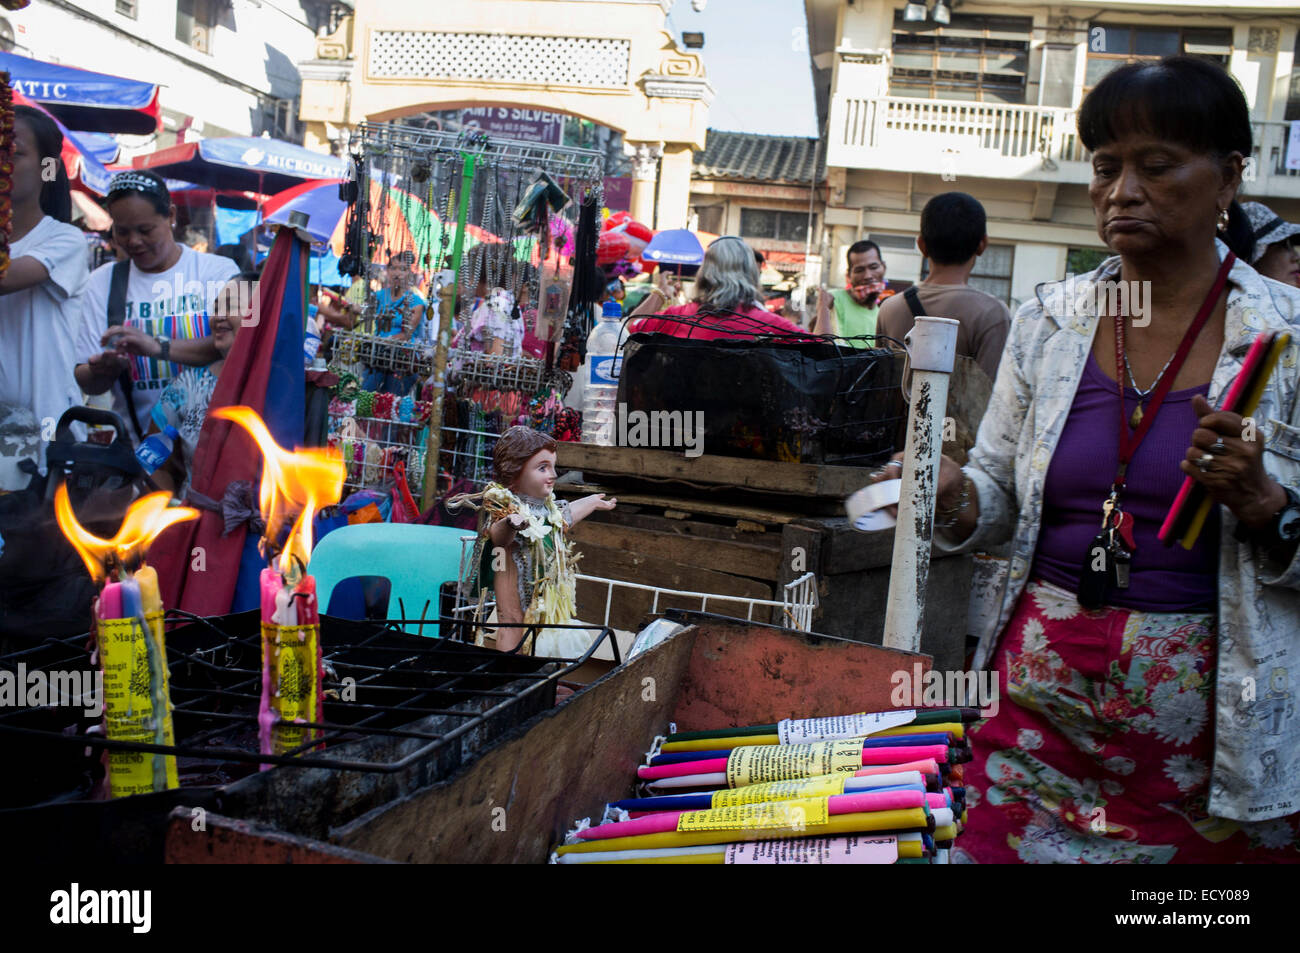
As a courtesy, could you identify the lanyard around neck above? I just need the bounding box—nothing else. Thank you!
[1110,252,1234,490]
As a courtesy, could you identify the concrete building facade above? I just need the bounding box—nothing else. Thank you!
[2,0,334,159]
[297,0,713,229]
[804,0,1300,311]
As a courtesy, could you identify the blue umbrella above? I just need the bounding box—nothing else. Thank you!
[309,250,348,288]
[642,228,705,268]
[67,129,120,165]
[0,50,160,134]
[134,136,347,195]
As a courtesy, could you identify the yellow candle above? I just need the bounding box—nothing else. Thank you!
[554,808,930,855]
[134,564,163,616]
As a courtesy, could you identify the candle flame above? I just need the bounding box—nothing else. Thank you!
[54,485,199,585]
[213,406,345,577]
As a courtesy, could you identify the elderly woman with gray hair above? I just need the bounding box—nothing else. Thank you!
[628,235,804,339]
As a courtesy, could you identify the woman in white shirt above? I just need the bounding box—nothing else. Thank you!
[74,171,238,442]
[0,105,89,463]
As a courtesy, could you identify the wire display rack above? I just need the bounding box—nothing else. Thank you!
[329,120,604,503]
[330,328,437,378]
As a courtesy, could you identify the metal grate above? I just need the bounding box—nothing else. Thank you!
[0,611,616,808]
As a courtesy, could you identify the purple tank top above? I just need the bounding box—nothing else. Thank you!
[1033,352,1219,612]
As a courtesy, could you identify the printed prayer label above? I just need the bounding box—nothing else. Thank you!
[711,775,846,807]
[726,740,863,787]
[262,623,322,755]
[776,710,916,745]
[675,797,831,833]
[724,836,899,865]
[98,612,179,797]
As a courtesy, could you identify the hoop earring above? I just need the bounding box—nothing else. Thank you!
[1217,207,1230,232]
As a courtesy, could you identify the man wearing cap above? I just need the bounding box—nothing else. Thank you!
[1241,201,1300,288]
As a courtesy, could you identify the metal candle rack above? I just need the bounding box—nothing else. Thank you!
[0,610,616,807]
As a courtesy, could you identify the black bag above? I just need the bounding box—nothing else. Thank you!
[0,408,143,643]
[904,285,927,318]
[616,334,906,466]
[107,259,147,442]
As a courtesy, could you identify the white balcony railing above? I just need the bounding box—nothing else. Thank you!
[829,95,1089,181]
[829,96,1300,199]
[840,97,1084,161]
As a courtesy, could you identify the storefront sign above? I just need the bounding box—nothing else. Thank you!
[458,107,564,144]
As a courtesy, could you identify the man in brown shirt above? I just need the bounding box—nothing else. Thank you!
[877,192,1011,383]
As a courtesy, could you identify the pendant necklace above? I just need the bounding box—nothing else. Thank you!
[1122,342,1178,429]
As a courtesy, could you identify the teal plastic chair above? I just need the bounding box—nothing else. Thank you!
[307,523,472,636]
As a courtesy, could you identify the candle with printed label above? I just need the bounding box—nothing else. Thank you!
[54,487,197,798]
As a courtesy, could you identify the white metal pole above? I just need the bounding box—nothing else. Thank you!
[882,316,960,653]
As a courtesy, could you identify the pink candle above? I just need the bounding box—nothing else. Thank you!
[258,567,281,762]
[98,582,123,621]
[578,790,928,841]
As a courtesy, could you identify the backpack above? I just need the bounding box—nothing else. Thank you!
[0,407,145,643]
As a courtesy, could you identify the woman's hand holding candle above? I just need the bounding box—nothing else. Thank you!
[1181,394,1287,530]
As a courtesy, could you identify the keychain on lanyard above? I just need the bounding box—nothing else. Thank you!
[1076,253,1234,610]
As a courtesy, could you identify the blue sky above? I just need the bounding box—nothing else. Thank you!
[666,0,819,137]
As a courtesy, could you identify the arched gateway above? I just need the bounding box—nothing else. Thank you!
[298,0,713,229]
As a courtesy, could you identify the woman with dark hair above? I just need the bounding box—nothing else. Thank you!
[0,105,89,447]
[872,56,1300,862]
[74,170,239,443]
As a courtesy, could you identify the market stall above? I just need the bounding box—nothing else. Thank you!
[323,121,605,510]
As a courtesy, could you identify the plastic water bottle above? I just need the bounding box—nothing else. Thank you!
[136,425,179,474]
[582,301,623,445]
[304,318,323,367]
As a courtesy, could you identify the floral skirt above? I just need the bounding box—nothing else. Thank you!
[955,579,1300,863]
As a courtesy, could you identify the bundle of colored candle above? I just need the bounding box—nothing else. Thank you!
[553,707,980,864]
[1160,330,1293,548]
[54,487,199,798]
[215,407,345,763]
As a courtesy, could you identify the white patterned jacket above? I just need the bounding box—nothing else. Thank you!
[936,241,1300,822]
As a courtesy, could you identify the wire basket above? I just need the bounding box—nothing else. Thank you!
[331,328,436,378]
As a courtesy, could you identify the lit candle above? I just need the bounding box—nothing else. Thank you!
[216,407,342,764]
[54,486,195,799]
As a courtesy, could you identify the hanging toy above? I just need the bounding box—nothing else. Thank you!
[408,450,425,498]
[362,442,382,485]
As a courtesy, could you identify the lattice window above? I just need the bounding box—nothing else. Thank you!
[369,32,631,88]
